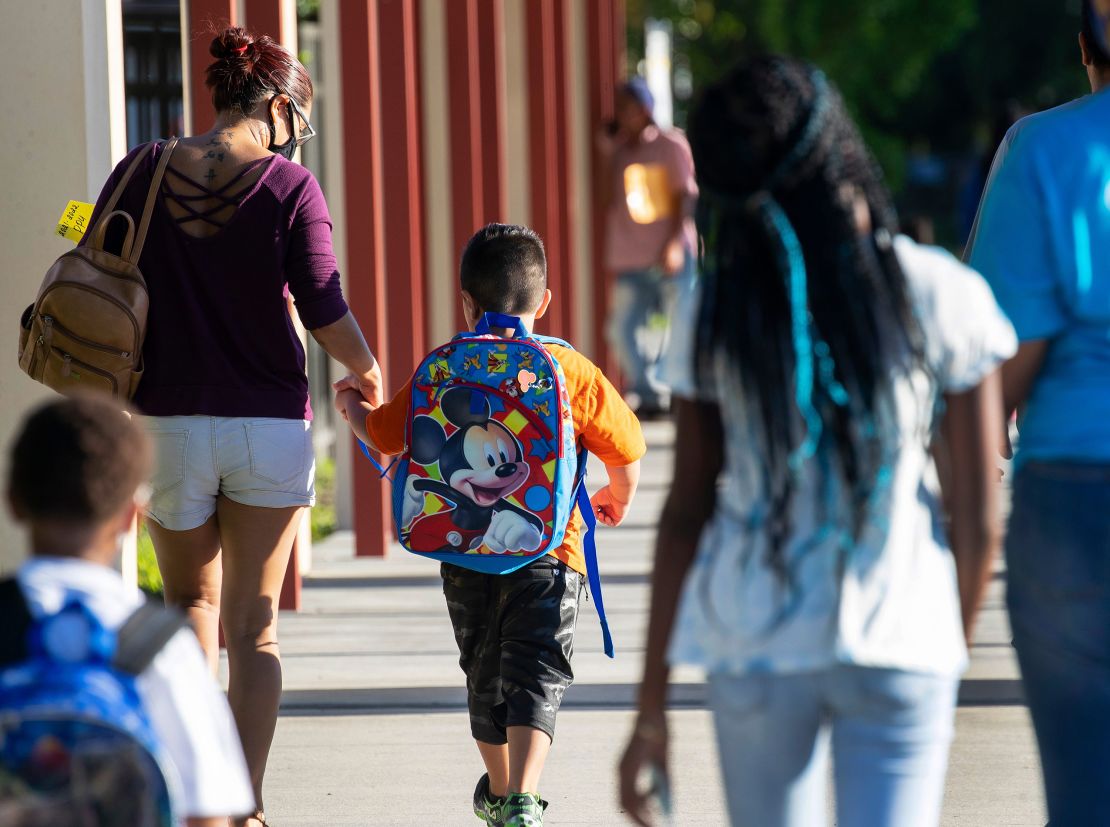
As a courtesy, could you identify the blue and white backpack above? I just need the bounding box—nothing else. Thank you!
[0,579,187,826]
[362,312,614,657]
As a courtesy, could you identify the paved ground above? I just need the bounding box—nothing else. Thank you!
[247,421,1046,826]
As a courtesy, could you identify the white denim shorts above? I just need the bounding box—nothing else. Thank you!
[141,415,315,531]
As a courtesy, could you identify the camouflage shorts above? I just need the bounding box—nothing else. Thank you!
[441,557,583,744]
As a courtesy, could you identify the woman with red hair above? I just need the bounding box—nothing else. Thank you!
[84,26,382,827]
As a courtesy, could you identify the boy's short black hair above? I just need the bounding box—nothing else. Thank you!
[8,395,152,525]
[460,224,548,315]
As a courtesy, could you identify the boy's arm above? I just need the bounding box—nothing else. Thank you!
[592,460,641,528]
[575,358,647,527]
[335,387,374,447]
[333,381,412,456]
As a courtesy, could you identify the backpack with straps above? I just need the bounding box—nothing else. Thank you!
[0,578,187,827]
[17,139,178,400]
[364,312,615,657]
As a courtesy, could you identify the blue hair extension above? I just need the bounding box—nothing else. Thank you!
[756,196,825,470]
[746,69,853,471]
[750,199,849,472]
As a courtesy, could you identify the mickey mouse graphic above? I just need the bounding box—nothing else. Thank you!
[403,386,545,554]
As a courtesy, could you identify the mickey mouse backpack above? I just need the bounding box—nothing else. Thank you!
[0,579,187,826]
[364,312,614,657]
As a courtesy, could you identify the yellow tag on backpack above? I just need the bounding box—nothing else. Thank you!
[54,201,95,243]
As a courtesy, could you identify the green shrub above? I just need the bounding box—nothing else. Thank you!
[311,456,337,542]
[137,524,163,598]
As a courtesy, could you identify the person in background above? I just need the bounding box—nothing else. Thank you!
[965,2,1110,821]
[83,26,384,827]
[5,395,255,827]
[598,77,698,420]
[620,56,1015,826]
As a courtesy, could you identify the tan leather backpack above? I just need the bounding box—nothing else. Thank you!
[18,139,178,400]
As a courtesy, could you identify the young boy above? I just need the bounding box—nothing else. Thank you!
[3,395,256,827]
[335,224,645,826]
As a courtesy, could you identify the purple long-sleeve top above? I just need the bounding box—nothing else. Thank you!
[85,142,349,420]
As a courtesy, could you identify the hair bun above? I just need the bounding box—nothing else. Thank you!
[210,26,254,61]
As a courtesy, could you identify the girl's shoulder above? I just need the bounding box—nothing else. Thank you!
[894,235,1018,392]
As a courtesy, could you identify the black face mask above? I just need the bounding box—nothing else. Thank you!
[267,97,297,161]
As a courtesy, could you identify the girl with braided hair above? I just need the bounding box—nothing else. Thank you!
[620,56,1017,826]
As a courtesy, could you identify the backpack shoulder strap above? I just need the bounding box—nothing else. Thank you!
[128,138,179,265]
[0,576,33,667]
[113,599,188,676]
[98,143,156,220]
[529,333,575,351]
[85,144,156,255]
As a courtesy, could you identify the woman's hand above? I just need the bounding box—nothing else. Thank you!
[619,711,669,827]
[332,365,383,408]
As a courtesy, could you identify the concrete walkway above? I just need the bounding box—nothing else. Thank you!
[254,422,1045,825]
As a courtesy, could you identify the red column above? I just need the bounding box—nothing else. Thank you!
[379,0,428,374]
[525,0,575,339]
[340,0,392,557]
[587,0,624,375]
[243,0,296,45]
[552,1,576,343]
[445,0,481,330]
[446,0,506,330]
[187,0,239,134]
[476,0,506,224]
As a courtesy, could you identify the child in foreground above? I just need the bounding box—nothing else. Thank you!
[335,224,645,826]
[2,395,255,826]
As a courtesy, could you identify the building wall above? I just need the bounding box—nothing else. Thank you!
[417,0,599,351]
[419,0,455,347]
[0,0,620,560]
[0,0,126,572]
[334,0,619,544]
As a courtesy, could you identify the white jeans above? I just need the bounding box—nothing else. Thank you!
[709,665,958,827]
[141,415,315,531]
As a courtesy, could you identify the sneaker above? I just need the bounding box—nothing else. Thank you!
[472,773,504,825]
[500,792,548,826]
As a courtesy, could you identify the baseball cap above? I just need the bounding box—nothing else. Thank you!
[620,76,655,116]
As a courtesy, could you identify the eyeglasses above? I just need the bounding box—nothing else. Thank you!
[287,96,317,147]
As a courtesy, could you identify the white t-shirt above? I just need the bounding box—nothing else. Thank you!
[16,556,255,821]
[662,235,1017,677]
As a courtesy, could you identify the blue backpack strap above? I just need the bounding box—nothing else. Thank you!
[574,456,615,658]
[475,312,530,339]
[529,333,574,350]
[358,440,397,482]
[113,601,188,676]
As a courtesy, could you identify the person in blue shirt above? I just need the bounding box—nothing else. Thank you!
[965,2,1110,822]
